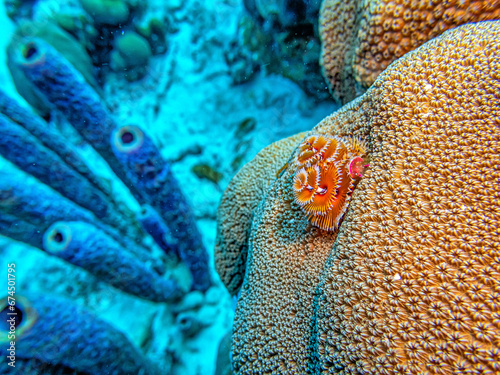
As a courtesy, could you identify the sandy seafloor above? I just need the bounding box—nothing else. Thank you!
[0,0,337,373]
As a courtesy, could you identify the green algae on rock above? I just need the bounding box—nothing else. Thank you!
[111,31,152,81]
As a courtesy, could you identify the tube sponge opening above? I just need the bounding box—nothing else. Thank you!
[176,312,202,337]
[22,42,38,61]
[42,221,184,301]
[43,222,72,254]
[0,295,37,343]
[0,304,22,330]
[112,125,144,153]
[19,39,44,66]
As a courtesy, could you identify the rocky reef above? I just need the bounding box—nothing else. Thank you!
[216,8,500,375]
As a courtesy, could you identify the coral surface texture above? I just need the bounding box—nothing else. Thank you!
[0,0,337,373]
[217,21,500,374]
[320,0,500,104]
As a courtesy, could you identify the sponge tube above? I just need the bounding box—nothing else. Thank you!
[13,37,143,199]
[0,294,162,374]
[43,221,183,302]
[0,166,154,266]
[112,125,212,291]
[0,113,121,228]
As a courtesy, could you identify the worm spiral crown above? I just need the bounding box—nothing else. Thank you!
[292,134,368,231]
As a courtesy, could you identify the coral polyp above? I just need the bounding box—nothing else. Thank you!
[345,137,368,160]
[292,134,367,231]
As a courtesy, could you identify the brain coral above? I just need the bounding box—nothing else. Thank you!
[216,21,500,373]
[320,0,500,104]
[215,132,306,296]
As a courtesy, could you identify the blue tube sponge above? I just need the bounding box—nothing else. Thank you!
[0,167,96,230]
[11,36,211,291]
[0,112,121,228]
[112,125,212,291]
[0,294,161,374]
[12,37,141,199]
[14,38,115,161]
[140,204,179,257]
[43,221,183,302]
[0,89,110,202]
[0,89,143,243]
[0,166,154,267]
[0,212,42,249]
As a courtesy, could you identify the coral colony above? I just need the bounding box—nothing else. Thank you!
[0,0,499,374]
[216,20,500,375]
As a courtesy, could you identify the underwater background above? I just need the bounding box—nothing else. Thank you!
[0,0,335,374]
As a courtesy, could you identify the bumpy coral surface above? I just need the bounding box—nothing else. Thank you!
[320,0,500,104]
[215,132,306,296]
[217,21,500,373]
